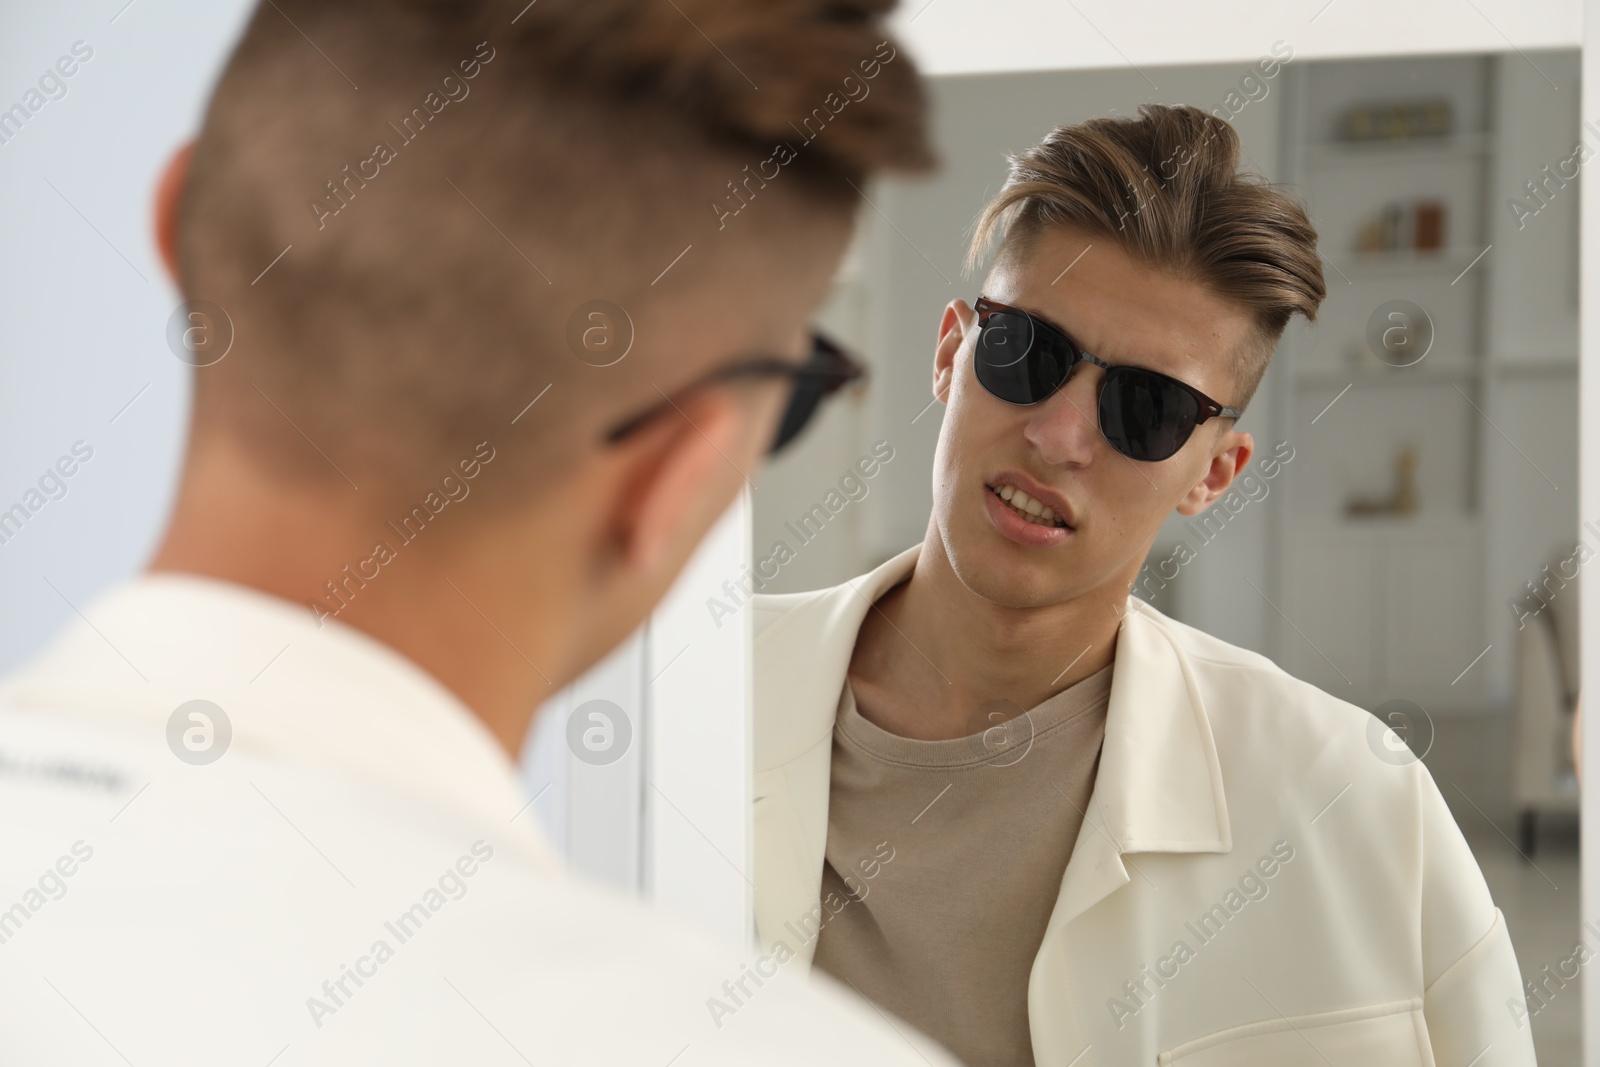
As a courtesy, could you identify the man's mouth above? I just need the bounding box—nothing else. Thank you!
[988,483,1070,528]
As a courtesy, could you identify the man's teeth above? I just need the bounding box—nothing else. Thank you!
[994,484,1066,528]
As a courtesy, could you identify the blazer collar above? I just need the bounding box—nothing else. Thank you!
[754,542,922,772]
[0,573,560,868]
[753,541,1231,944]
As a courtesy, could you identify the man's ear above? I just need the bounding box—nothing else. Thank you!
[1175,430,1254,516]
[933,299,973,405]
[609,387,747,575]
[154,141,194,287]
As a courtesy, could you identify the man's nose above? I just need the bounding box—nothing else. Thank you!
[1024,362,1102,464]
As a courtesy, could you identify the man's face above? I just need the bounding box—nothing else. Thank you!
[929,224,1257,610]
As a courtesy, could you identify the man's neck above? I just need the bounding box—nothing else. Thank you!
[147,442,576,759]
[847,533,1129,741]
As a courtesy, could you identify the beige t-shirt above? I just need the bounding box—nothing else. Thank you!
[811,664,1113,1067]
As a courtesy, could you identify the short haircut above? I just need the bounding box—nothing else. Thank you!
[966,103,1325,411]
[177,0,934,499]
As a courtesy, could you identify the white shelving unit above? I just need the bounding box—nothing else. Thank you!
[1269,52,1579,719]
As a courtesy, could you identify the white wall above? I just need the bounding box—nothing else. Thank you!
[0,1,255,671]
[1482,50,1584,707]
[890,0,1579,77]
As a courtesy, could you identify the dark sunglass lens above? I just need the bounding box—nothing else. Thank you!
[974,309,1070,405]
[1099,367,1201,461]
[768,333,860,455]
[769,381,825,455]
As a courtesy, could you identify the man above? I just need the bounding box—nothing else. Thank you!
[751,104,1535,1066]
[0,1,962,1064]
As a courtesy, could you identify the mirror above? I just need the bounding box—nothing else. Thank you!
[750,47,1581,1064]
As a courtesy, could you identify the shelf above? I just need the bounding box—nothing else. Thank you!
[1328,511,1479,528]
[1294,361,1481,387]
[1488,357,1578,378]
[1330,248,1486,281]
[1288,511,1482,534]
[1303,131,1492,168]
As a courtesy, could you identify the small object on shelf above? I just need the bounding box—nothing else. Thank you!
[1344,444,1419,517]
[1346,339,1382,368]
[1344,104,1376,140]
[1392,446,1417,513]
[1421,99,1451,136]
[1337,97,1455,143]
[1413,201,1445,251]
[1380,106,1411,141]
[1379,202,1404,251]
[1355,217,1383,255]
[1352,199,1448,257]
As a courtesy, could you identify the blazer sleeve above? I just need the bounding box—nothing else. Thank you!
[1417,766,1538,1065]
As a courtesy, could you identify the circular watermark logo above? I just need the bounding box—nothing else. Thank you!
[166,699,232,765]
[965,697,1034,768]
[1365,698,1435,765]
[1364,300,1434,368]
[566,300,634,368]
[166,300,235,367]
[977,304,1035,370]
[566,698,633,766]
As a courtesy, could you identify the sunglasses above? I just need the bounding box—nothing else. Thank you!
[972,296,1242,462]
[604,331,864,457]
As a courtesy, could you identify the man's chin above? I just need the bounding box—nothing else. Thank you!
[943,520,1078,610]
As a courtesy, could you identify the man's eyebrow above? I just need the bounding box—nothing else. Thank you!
[1016,301,1087,352]
[1021,303,1075,340]
[1017,299,1169,374]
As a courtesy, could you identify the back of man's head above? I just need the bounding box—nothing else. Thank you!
[176,0,935,504]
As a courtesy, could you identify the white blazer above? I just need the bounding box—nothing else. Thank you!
[751,543,1537,1066]
[0,574,959,1066]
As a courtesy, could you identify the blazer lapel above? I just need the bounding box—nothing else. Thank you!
[750,544,921,962]
[1027,599,1234,1067]
[1046,596,1232,931]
